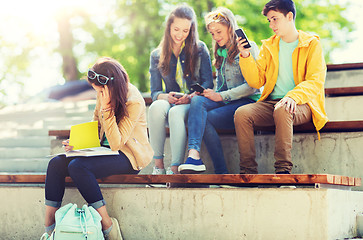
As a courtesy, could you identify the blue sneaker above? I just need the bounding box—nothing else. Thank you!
[178,157,206,174]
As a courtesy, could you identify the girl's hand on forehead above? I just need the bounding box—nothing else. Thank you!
[100,85,112,110]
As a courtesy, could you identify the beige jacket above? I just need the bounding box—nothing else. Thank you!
[93,83,153,170]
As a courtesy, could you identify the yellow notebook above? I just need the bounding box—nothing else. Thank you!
[68,121,100,150]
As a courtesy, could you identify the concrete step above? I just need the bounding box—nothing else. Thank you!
[65,110,93,118]
[43,117,92,130]
[0,136,50,148]
[1,186,363,239]
[17,128,49,137]
[138,131,363,191]
[326,95,363,121]
[0,158,50,172]
[326,68,363,88]
[0,100,96,123]
[0,103,66,122]
[0,147,50,159]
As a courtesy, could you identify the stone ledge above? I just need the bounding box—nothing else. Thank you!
[1,186,363,240]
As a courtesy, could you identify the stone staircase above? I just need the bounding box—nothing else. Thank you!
[0,67,363,178]
[1,66,363,240]
[0,100,96,173]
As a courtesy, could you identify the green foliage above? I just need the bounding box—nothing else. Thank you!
[73,0,353,92]
[0,34,31,105]
[75,0,165,92]
[0,0,355,103]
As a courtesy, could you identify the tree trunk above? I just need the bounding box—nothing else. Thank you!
[57,8,79,81]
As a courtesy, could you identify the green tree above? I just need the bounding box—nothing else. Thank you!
[74,0,164,92]
[56,7,80,81]
[71,0,353,93]
[0,31,33,106]
[0,0,355,106]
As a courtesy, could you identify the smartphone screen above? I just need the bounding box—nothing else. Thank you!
[173,93,184,99]
[191,83,205,93]
[235,28,251,48]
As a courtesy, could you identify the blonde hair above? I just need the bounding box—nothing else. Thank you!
[205,7,239,69]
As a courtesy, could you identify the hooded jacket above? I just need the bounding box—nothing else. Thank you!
[239,30,328,132]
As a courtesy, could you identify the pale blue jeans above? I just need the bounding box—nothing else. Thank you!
[148,99,190,167]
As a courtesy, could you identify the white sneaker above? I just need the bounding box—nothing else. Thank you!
[40,233,50,240]
[166,167,175,175]
[106,218,123,240]
[152,166,166,175]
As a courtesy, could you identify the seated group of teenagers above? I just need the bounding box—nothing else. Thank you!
[41,0,328,239]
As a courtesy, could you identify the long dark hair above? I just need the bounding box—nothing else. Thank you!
[158,5,199,80]
[89,57,129,123]
[205,7,239,70]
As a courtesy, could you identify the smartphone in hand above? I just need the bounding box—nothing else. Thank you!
[173,92,185,99]
[235,28,251,48]
[190,83,205,93]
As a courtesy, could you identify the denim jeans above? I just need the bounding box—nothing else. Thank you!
[45,152,138,209]
[188,95,255,173]
[148,99,190,166]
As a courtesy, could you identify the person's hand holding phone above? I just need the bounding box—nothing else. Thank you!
[237,38,251,58]
[175,94,191,105]
[235,28,251,58]
[203,89,223,102]
[168,92,179,104]
[190,83,205,94]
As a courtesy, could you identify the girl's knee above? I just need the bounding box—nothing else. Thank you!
[168,106,188,120]
[148,100,170,121]
[67,159,83,176]
[190,95,205,105]
[149,100,169,113]
[48,156,66,169]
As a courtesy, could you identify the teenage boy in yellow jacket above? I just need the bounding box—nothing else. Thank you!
[234,0,328,174]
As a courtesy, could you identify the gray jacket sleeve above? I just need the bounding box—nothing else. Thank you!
[219,41,259,102]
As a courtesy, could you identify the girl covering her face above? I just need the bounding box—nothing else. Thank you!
[42,57,153,239]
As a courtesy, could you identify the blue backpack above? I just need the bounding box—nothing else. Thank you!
[52,203,104,240]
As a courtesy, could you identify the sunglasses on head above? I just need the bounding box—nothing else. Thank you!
[213,12,226,21]
[206,12,229,26]
[87,69,114,85]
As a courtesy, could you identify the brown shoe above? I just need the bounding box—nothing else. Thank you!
[240,168,258,174]
[106,218,123,240]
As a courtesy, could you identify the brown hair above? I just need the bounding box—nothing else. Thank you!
[262,0,296,20]
[89,57,129,123]
[158,5,199,80]
[205,7,240,70]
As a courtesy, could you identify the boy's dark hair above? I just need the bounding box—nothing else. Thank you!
[262,0,296,19]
